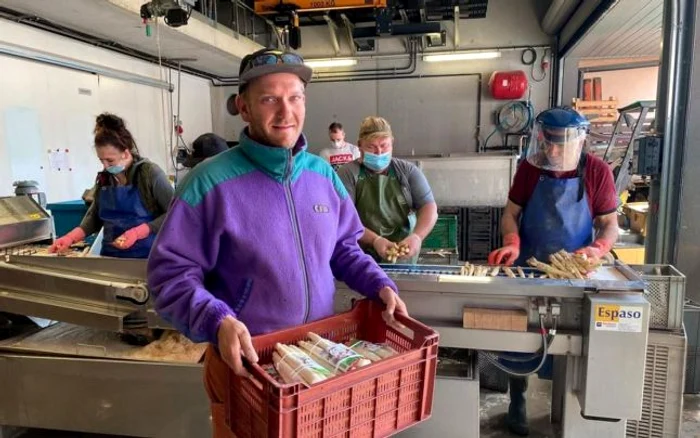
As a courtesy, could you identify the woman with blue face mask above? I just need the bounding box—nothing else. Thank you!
[337,116,438,264]
[49,113,174,258]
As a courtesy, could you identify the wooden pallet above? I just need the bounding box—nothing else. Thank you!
[574,97,620,157]
[572,97,618,123]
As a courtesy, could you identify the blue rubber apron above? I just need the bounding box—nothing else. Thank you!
[98,163,155,259]
[504,154,593,377]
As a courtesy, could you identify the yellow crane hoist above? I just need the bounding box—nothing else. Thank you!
[254,0,386,15]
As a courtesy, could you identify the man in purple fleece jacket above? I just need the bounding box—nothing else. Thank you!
[147,48,407,437]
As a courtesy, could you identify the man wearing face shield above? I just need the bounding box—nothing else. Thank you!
[337,116,438,264]
[488,107,619,436]
[318,122,360,170]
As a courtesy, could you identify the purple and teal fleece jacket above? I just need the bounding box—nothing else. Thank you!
[147,130,397,344]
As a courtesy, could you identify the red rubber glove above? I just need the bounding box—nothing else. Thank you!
[488,233,521,266]
[112,223,151,250]
[48,227,86,253]
[575,238,614,263]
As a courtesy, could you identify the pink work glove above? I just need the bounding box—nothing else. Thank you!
[575,239,614,263]
[48,227,86,253]
[488,233,521,266]
[112,223,151,250]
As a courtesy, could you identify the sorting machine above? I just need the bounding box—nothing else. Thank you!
[337,263,652,438]
[0,195,663,437]
[0,196,209,438]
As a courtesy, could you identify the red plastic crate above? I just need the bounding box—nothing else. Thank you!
[225,299,439,438]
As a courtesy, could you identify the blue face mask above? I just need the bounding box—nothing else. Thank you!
[363,151,391,171]
[106,165,125,175]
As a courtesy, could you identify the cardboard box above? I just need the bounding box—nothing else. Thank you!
[613,246,646,264]
[623,202,649,236]
[463,307,528,332]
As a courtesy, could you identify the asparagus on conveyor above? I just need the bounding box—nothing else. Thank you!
[457,250,603,279]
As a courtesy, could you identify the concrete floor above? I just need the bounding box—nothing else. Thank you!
[480,377,555,438]
[8,381,700,437]
[480,377,700,438]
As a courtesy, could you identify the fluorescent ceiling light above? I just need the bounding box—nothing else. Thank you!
[305,59,358,68]
[423,51,502,63]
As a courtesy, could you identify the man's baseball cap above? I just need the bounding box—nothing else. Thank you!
[238,48,313,92]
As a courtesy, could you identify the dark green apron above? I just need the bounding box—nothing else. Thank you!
[355,165,417,263]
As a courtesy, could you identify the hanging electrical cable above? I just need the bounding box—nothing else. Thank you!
[154,18,184,185]
[484,100,534,148]
[155,19,171,172]
[521,46,549,83]
[480,315,553,377]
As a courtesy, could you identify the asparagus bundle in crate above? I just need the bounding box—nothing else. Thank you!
[346,340,398,362]
[272,343,334,386]
[266,334,400,386]
[299,332,372,372]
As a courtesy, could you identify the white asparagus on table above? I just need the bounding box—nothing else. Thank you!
[526,258,572,278]
[558,251,588,275]
[548,253,568,273]
[557,251,587,278]
[490,266,500,277]
[516,267,526,278]
[552,252,584,279]
[504,267,516,278]
[574,253,602,272]
[526,248,607,279]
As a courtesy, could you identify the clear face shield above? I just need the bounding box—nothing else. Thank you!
[526,123,587,172]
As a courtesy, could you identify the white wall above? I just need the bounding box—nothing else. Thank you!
[0,18,213,203]
[561,57,660,108]
[583,67,659,107]
[211,0,555,155]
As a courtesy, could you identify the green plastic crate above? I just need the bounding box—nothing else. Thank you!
[423,215,458,250]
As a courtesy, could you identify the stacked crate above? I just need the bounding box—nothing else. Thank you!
[458,207,503,263]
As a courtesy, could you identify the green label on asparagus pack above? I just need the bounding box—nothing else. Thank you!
[327,344,363,371]
[294,354,333,377]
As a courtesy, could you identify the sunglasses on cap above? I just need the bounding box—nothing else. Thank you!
[240,51,305,75]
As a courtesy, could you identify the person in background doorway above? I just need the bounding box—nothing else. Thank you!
[48,113,174,258]
[488,106,618,436]
[318,122,360,170]
[337,116,438,264]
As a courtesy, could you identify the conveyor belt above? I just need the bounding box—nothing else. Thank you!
[379,264,461,276]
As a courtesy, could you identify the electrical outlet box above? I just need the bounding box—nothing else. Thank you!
[634,135,662,176]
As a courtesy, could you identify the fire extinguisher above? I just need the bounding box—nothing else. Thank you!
[489,70,529,100]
